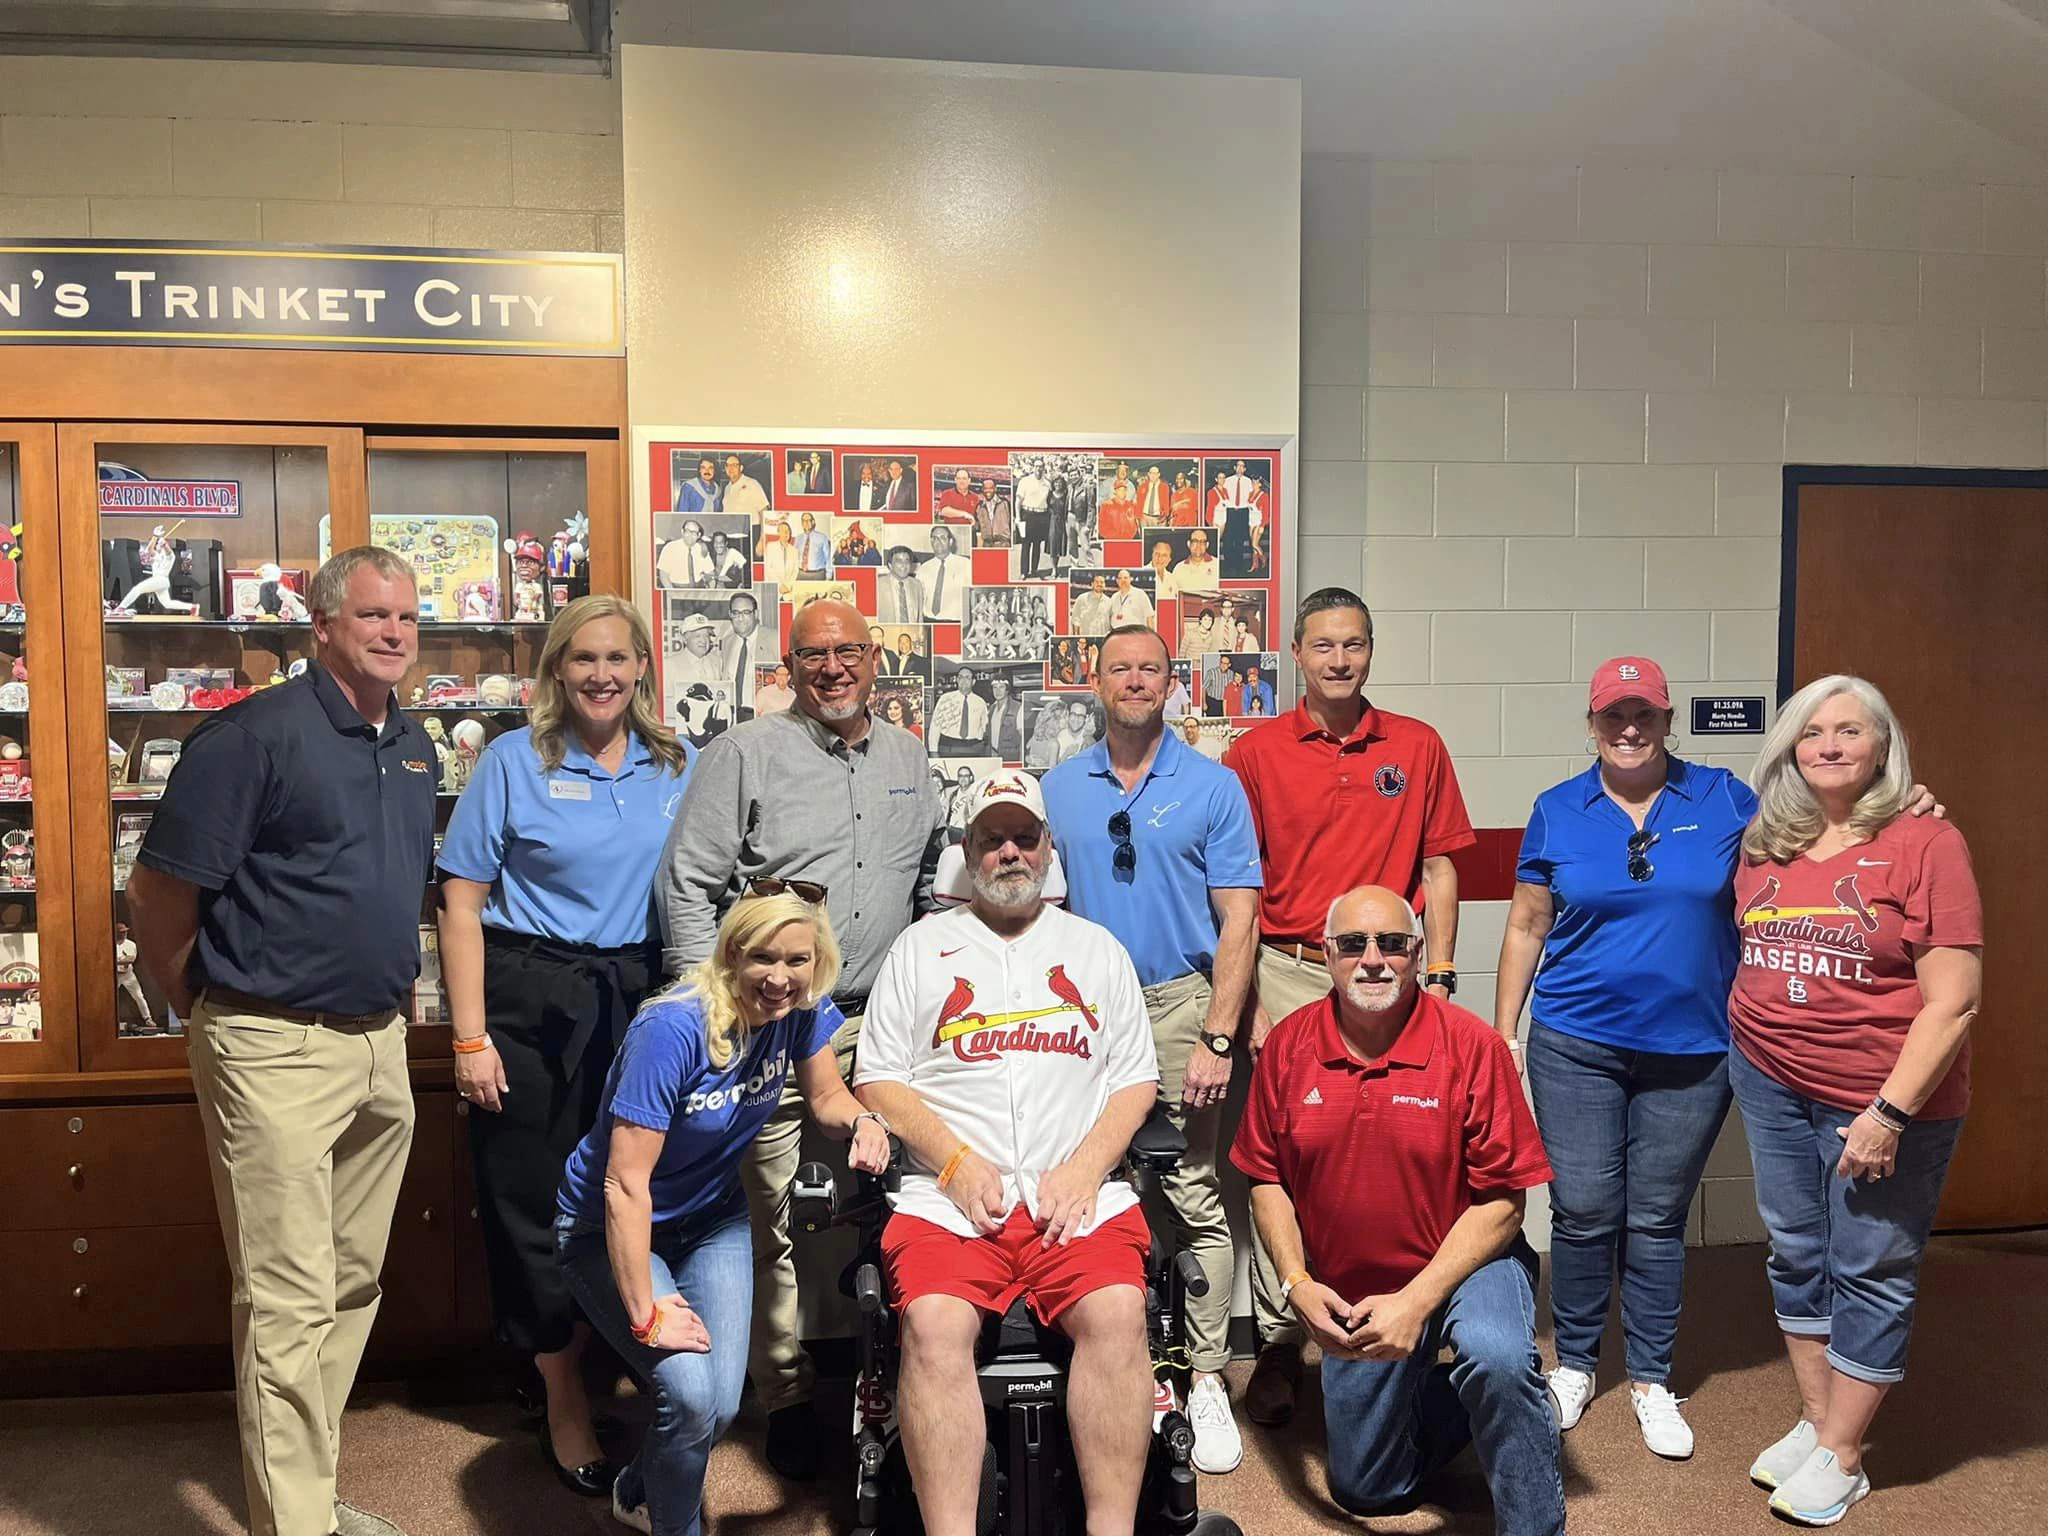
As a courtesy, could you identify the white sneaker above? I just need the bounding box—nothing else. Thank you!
[1769,1448,1870,1526]
[1547,1366,1596,1431]
[1630,1384,1695,1460]
[610,1479,653,1534]
[1185,1375,1244,1475]
[1750,1419,1820,1490]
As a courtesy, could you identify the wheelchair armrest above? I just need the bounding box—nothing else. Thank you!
[1125,1101,1186,1172]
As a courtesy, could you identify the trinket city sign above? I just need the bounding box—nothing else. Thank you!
[0,239,622,354]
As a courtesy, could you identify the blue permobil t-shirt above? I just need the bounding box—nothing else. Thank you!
[558,989,844,1230]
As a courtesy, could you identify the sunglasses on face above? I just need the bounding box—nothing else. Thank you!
[1107,810,1136,876]
[1327,930,1420,959]
[1626,829,1659,883]
[747,877,828,905]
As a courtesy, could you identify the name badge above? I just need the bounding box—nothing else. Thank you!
[548,779,593,801]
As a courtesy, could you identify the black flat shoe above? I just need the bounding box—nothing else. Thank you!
[541,1422,618,1498]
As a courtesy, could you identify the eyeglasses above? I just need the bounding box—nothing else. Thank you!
[1626,829,1659,883]
[1107,810,1136,876]
[790,643,871,670]
[747,877,828,905]
[1327,931,1420,959]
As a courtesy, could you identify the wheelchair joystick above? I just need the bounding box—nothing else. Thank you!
[1173,1250,1208,1300]
[855,1261,885,1317]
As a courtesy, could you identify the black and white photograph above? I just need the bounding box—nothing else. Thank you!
[788,578,858,612]
[1067,566,1157,639]
[960,584,1055,662]
[669,448,774,521]
[871,523,973,625]
[874,623,933,682]
[1007,449,1102,579]
[1095,456,1196,542]
[1021,692,1105,770]
[928,658,1044,758]
[783,447,834,499]
[1200,649,1281,720]
[842,452,922,513]
[873,679,925,740]
[1047,635,1096,688]
[1201,455,1274,580]
[930,755,1002,843]
[1180,587,1268,654]
[663,591,761,746]
[1140,526,1223,599]
[653,512,753,591]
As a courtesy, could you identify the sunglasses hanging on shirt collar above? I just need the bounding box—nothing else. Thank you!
[1626,829,1659,883]
[1106,810,1136,875]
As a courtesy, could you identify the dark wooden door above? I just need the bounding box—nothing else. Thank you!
[1793,480,2048,1228]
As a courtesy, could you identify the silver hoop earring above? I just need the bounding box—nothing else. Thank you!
[1664,733,1680,752]
[1585,734,1598,756]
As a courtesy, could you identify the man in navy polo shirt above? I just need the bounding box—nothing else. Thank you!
[1233,884,1560,1535]
[127,547,437,1536]
[1041,623,1261,1474]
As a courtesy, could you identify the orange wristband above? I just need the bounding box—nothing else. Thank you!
[937,1143,971,1189]
[451,1033,492,1055]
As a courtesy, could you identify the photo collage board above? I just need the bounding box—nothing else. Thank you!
[647,441,1284,773]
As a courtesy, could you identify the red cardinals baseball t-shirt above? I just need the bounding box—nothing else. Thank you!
[1231,991,1551,1301]
[1224,702,1475,943]
[1730,816,1982,1119]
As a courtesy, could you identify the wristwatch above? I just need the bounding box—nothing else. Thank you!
[1200,1031,1233,1057]
[1427,968,1459,995]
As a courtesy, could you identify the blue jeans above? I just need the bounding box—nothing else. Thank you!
[557,1194,754,1536]
[1320,1245,1563,1536]
[1729,1045,1961,1385]
[1525,1020,1732,1385]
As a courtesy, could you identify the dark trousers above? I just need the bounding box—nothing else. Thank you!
[471,927,662,1356]
[1220,505,1253,577]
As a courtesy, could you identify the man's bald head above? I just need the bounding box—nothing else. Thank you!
[788,597,867,650]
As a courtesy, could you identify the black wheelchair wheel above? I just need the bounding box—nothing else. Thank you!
[1188,1515,1243,1536]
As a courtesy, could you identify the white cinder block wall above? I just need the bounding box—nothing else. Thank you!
[1301,157,2048,1245]
[0,56,621,251]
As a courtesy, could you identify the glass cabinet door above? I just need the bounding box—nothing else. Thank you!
[59,425,364,1072]
[359,438,603,1057]
[0,424,78,1079]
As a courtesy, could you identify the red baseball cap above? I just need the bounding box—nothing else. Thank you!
[1589,656,1671,712]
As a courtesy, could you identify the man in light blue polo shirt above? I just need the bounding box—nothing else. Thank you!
[1040,623,1261,1476]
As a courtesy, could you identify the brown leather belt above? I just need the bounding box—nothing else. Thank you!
[1263,939,1326,965]
[201,987,396,1029]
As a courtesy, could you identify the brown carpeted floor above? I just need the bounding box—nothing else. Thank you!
[2,1236,2042,1535]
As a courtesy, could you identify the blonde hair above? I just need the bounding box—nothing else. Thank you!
[309,545,415,621]
[672,893,843,1070]
[528,595,687,776]
[1742,674,1912,863]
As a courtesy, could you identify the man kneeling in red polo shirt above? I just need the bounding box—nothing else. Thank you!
[855,769,1161,1536]
[1233,884,1563,1535]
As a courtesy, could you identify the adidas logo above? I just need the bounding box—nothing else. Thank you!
[1302,1087,1323,1106]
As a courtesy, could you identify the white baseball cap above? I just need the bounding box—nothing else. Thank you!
[964,767,1046,832]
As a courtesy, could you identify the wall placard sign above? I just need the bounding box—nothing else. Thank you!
[0,239,622,354]
[1691,695,1767,735]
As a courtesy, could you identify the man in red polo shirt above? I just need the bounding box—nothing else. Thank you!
[1233,884,1560,1535]
[1223,585,1476,1421]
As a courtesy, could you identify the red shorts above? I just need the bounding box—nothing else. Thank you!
[882,1204,1150,1326]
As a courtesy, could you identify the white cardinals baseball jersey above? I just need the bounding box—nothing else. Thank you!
[855,902,1159,1238]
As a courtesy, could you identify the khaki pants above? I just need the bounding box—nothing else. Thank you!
[738,1011,860,1412]
[1248,946,1335,1348]
[1137,972,1236,1373]
[187,995,414,1536]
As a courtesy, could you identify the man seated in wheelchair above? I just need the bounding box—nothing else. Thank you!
[853,767,1162,1536]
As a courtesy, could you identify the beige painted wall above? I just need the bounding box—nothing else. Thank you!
[0,55,621,251]
[621,45,1300,438]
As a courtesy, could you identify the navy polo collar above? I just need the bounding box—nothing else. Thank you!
[1576,754,1698,808]
[307,659,405,741]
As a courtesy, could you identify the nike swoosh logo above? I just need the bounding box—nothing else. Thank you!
[939,946,965,957]
[1856,859,1890,867]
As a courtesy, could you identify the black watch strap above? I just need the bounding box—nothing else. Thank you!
[1201,1031,1233,1056]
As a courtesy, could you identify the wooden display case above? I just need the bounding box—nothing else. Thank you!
[0,347,626,1389]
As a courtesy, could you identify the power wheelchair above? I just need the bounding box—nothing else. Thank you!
[795,1107,1244,1536]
